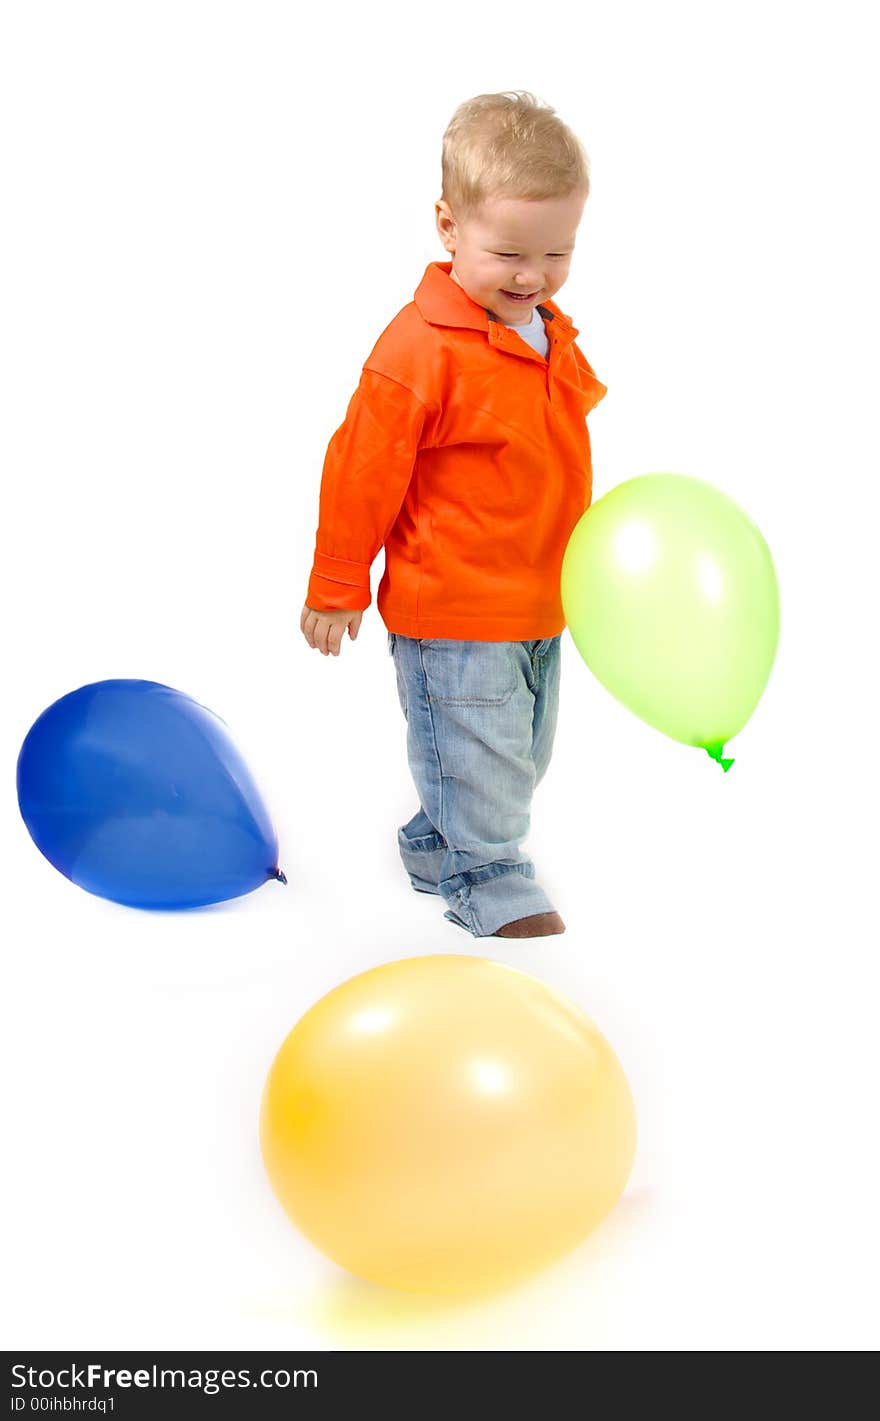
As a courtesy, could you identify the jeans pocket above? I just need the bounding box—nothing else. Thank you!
[388,632,396,656]
[421,640,518,706]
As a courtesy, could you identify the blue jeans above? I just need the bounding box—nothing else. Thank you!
[388,633,562,937]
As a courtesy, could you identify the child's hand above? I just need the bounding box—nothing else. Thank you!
[300,604,363,657]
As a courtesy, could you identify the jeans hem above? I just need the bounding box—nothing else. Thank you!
[443,865,556,938]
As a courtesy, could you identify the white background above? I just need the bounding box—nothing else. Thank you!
[2,0,878,1352]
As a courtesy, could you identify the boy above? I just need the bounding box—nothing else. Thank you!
[301,91,606,939]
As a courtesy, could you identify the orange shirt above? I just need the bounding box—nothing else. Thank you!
[306,260,607,640]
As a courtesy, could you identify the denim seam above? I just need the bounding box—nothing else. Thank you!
[416,639,446,848]
[428,695,515,706]
[454,885,476,934]
[399,829,445,852]
[445,861,534,895]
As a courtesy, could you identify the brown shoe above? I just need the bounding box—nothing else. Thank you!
[493,911,566,939]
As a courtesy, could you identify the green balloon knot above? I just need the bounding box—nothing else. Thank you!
[705,742,735,773]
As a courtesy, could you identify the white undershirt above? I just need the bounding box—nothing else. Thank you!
[501,305,550,359]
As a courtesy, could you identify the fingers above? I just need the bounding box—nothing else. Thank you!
[301,606,328,652]
[301,605,359,656]
[325,620,345,656]
[312,618,334,656]
[300,606,318,649]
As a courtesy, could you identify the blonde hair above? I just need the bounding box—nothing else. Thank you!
[440,90,590,221]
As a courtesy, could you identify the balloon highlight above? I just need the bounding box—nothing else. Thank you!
[17,678,284,908]
[562,473,780,768]
[260,955,636,1295]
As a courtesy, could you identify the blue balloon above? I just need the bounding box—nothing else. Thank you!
[17,679,285,909]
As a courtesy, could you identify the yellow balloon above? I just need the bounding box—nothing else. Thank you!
[260,955,637,1295]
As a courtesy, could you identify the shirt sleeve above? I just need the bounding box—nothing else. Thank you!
[571,343,608,413]
[305,369,430,613]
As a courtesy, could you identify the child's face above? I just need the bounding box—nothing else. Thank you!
[435,190,586,325]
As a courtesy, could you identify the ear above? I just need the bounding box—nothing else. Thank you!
[435,200,456,249]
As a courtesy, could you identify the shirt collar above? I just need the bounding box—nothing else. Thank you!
[414,260,576,335]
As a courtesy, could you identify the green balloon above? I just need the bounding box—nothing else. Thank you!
[561,474,780,770]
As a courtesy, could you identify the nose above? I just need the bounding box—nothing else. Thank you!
[514,271,542,290]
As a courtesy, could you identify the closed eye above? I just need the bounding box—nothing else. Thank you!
[491,252,569,258]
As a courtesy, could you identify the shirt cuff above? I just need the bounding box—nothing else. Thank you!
[306,552,372,612]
